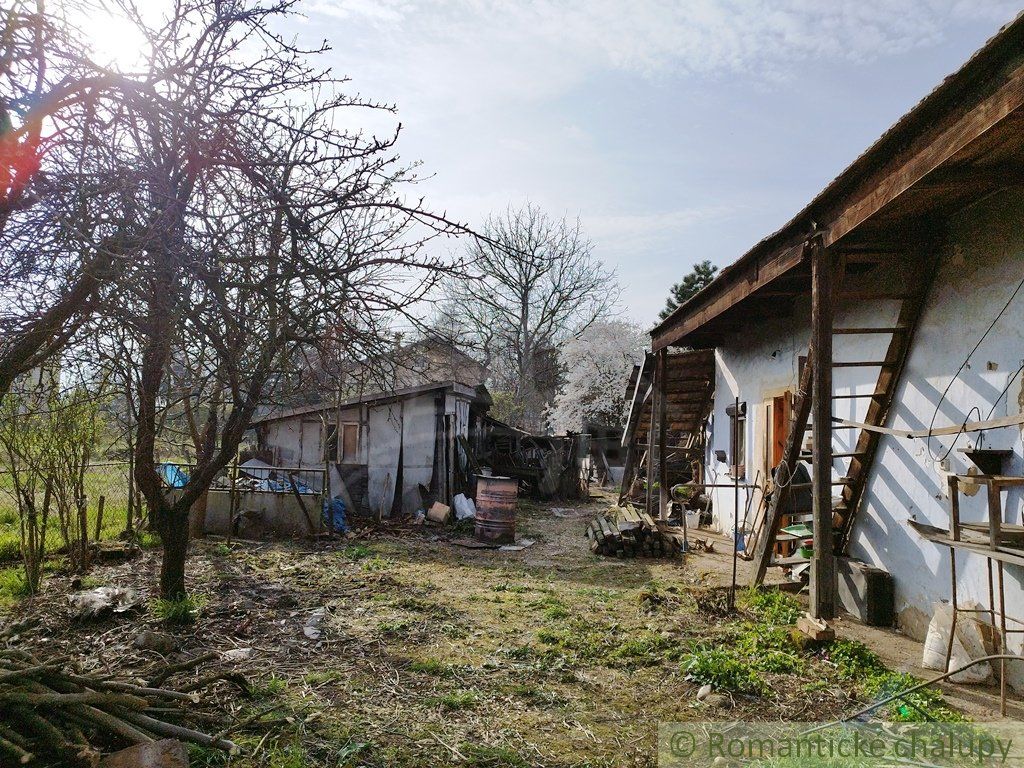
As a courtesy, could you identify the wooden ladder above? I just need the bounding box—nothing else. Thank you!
[751,250,937,584]
[832,251,938,552]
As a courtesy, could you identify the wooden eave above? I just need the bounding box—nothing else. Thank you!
[651,13,1024,351]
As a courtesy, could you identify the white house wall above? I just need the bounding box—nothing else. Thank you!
[704,188,1024,684]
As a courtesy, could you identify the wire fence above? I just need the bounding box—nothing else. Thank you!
[0,460,334,564]
[0,462,140,562]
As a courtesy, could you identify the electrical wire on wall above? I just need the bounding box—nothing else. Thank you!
[926,274,1024,464]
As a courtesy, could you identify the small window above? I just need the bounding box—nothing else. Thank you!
[341,423,360,463]
[726,402,746,478]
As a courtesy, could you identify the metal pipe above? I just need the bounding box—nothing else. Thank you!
[838,654,1021,723]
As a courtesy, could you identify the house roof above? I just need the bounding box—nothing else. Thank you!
[652,12,1024,350]
[251,381,489,425]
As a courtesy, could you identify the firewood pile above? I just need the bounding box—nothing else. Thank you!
[585,507,687,559]
[0,648,240,766]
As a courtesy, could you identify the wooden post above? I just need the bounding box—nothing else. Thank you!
[645,369,659,519]
[94,495,105,541]
[657,350,669,520]
[810,238,837,619]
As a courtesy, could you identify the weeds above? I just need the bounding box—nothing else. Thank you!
[428,690,479,711]
[680,646,767,695]
[740,587,802,625]
[152,594,205,624]
[408,659,454,677]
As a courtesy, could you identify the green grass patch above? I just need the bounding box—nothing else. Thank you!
[740,587,802,625]
[302,669,344,686]
[460,743,531,767]
[254,674,289,699]
[152,594,205,625]
[408,659,455,676]
[428,689,479,711]
[823,639,962,722]
[377,618,412,636]
[0,565,30,610]
[344,544,374,561]
[361,555,391,572]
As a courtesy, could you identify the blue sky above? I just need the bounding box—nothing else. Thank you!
[294,1,1021,326]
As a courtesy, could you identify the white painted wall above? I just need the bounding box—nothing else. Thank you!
[703,188,1024,680]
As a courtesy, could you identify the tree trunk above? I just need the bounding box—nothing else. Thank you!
[158,503,189,600]
[188,491,208,540]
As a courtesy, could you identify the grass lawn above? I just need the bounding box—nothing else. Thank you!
[1,494,966,767]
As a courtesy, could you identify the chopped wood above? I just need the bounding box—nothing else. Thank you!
[0,649,240,765]
[584,508,686,559]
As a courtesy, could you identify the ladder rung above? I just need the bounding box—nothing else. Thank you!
[832,361,893,367]
[802,451,867,459]
[833,326,908,334]
[831,393,884,399]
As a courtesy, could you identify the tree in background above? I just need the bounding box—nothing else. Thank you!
[658,259,718,321]
[547,320,647,433]
[83,0,467,600]
[440,204,618,432]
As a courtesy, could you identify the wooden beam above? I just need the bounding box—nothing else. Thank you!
[652,243,806,351]
[810,241,837,620]
[658,350,669,521]
[824,62,1024,247]
[645,357,659,519]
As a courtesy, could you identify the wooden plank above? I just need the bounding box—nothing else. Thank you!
[644,362,658,519]
[658,351,670,521]
[810,241,837,620]
[833,326,908,334]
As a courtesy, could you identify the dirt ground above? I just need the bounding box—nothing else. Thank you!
[3,492,1020,767]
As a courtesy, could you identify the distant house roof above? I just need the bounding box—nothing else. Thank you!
[652,13,1024,350]
[251,381,490,426]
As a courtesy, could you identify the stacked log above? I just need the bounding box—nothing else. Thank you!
[0,649,239,766]
[585,507,685,559]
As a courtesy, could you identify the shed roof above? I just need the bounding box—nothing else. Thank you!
[652,13,1024,350]
[252,381,487,425]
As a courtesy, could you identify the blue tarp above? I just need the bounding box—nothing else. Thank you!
[159,463,189,488]
[323,497,348,532]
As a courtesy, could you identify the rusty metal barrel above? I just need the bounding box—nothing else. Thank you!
[474,475,517,544]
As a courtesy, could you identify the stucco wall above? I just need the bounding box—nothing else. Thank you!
[705,188,1024,674]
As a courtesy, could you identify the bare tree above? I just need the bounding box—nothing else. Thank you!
[441,204,618,431]
[0,1,139,395]
[84,0,468,599]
